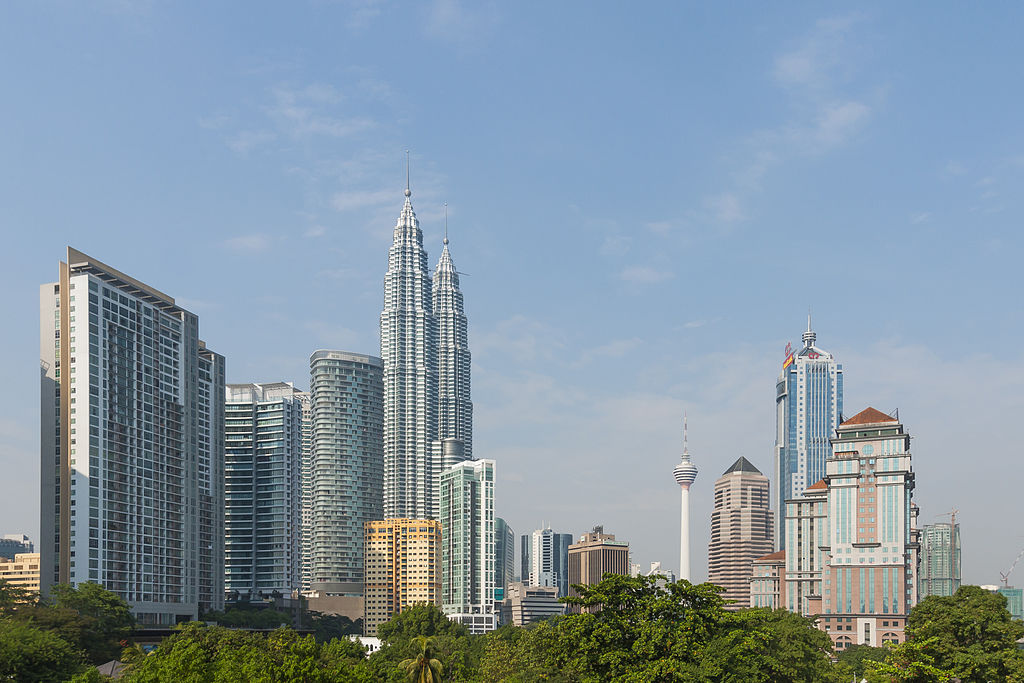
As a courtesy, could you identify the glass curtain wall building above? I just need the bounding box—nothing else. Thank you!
[521,527,573,598]
[308,351,384,592]
[40,247,224,624]
[918,523,961,598]
[224,382,303,598]
[774,319,843,548]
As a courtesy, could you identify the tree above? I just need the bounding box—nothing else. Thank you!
[863,637,952,683]
[698,608,837,682]
[377,604,469,645]
[905,585,1024,682]
[47,582,134,664]
[835,644,889,680]
[400,635,443,683]
[308,611,362,641]
[0,579,35,614]
[0,617,88,683]
[120,623,370,682]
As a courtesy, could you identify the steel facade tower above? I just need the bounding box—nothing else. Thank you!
[774,318,843,548]
[381,177,439,520]
[433,220,473,460]
[673,417,698,582]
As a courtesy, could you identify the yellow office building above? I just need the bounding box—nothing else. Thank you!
[0,553,41,595]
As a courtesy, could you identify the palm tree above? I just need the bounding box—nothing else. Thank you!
[400,635,444,683]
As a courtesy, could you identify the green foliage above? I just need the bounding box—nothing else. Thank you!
[835,644,889,678]
[0,579,35,614]
[863,637,953,682]
[378,604,469,644]
[0,617,88,683]
[46,582,134,664]
[698,608,837,682]
[479,623,567,682]
[400,635,444,682]
[308,611,363,641]
[905,585,1024,682]
[203,606,291,629]
[120,623,370,683]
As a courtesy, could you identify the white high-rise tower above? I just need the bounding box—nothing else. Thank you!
[673,415,698,582]
[381,157,439,520]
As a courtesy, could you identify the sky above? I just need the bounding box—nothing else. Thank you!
[2,1,1024,587]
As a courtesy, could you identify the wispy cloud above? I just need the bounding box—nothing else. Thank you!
[227,130,276,154]
[223,234,272,252]
[423,0,500,48]
[620,266,673,285]
[910,212,931,225]
[304,225,327,238]
[705,192,746,225]
[267,84,375,139]
[574,338,644,367]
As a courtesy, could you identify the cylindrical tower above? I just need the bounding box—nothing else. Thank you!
[673,415,698,582]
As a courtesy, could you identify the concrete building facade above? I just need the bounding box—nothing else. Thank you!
[363,519,442,636]
[784,480,829,615]
[567,527,630,613]
[522,527,573,598]
[918,522,961,598]
[707,457,774,610]
[812,407,919,651]
[440,459,496,634]
[40,247,224,624]
[499,582,564,626]
[750,550,786,609]
[0,553,41,595]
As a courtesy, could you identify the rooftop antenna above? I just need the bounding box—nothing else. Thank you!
[405,150,411,198]
[683,411,689,457]
[444,202,449,245]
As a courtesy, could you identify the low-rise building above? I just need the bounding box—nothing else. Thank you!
[750,550,786,609]
[0,553,41,595]
[499,582,564,626]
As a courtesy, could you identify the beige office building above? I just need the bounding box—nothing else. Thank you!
[749,550,785,609]
[567,526,629,613]
[707,457,774,609]
[0,553,41,595]
[363,519,441,635]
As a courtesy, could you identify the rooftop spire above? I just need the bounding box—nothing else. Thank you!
[683,411,689,457]
[405,150,411,198]
[802,309,816,347]
[444,202,449,245]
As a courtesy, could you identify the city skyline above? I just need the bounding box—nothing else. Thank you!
[4,4,1024,586]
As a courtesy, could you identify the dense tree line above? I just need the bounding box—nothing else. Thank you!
[3,576,1023,682]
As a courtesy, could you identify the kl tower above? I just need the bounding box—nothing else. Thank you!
[673,414,699,582]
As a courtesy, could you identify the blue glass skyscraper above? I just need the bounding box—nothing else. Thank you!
[773,318,843,548]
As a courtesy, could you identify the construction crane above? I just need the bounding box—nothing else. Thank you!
[1001,547,1024,588]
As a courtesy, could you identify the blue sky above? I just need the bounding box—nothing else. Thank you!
[2,2,1024,585]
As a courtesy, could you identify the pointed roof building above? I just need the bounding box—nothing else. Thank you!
[841,407,898,426]
[724,456,762,475]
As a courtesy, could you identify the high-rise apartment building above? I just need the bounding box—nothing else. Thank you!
[298,392,313,593]
[918,522,961,598]
[567,527,630,613]
[308,351,384,595]
[784,480,828,615]
[381,182,439,521]
[812,407,919,650]
[521,527,573,598]
[363,519,441,636]
[224,383,303,598]
[494,517,514,601]
[440,459,496,634]
[774,319,843,547]
[40,248,224,624]
[707,457,774,609]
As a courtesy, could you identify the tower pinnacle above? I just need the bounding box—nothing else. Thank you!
[673,412,698,582]
[802,309,816,347]
[444,202,449,245]
[405,150,411,198]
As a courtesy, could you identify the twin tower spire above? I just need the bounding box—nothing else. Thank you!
[381,154,473,521]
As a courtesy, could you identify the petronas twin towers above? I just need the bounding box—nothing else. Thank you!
[381,179,472,521]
